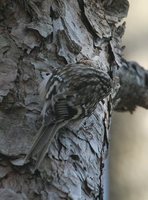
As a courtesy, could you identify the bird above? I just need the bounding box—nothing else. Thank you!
[24,61,113,170]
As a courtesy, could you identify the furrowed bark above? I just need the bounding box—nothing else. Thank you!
[0,0,129,199]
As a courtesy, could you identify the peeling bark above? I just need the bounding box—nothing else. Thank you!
[0,0,129,199]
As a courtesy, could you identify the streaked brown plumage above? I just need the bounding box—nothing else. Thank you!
[24,62,112,170]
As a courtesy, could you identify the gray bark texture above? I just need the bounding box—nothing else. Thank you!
[114,60,148,112]
[0,0,140,200]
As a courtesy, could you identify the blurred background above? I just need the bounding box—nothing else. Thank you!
[110,0,148,200]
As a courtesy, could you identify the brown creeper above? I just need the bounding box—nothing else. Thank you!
[24,62,112,170]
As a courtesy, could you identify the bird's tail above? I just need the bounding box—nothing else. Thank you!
[24,123,60,171]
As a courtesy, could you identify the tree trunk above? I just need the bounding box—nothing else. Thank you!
[0,0,131,200]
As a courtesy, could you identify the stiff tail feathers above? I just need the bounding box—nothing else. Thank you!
[24,123,60,170]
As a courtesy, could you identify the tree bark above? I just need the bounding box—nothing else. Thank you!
[0,0,130,200]
[114,60,148,112]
